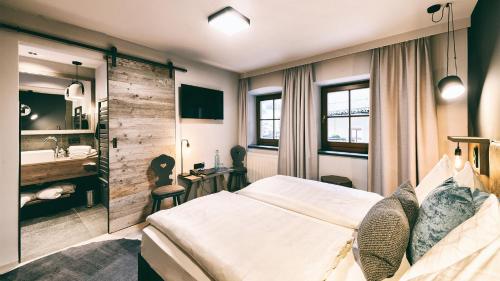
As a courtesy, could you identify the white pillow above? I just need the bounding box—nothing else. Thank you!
[415,155,453,205]
[36,187,63,200]
[49,182,76,194]
[400,194,500,281]
[454,161,485,191]
[20,193,36,208]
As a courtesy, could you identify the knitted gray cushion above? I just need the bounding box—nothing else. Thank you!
[393,181,419,229]
[353,182,418,281]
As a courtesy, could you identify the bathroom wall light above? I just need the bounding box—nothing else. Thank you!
[208,6,250,36]
[30,113,38,120]
[65,61,85,100]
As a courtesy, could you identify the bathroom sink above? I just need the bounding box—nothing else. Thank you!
[21,150,55,165]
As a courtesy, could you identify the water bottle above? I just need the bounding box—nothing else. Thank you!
[214,149,220,170]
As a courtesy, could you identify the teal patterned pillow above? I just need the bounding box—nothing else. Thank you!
[408,178,477,264]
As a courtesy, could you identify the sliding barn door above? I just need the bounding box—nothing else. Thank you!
[107,57,175,232]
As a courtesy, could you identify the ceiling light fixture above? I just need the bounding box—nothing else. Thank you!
[66,61,85,100]
[208,6,250,36]
[428,3,465,100]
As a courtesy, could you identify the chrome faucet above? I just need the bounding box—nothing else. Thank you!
[43,136,59,159]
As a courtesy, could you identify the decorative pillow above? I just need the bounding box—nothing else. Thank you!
[353,182,418,281]
[392,181,419,228]
[408,177,481,264]
[36,187,63,200]
[400,194,500,281]
[455,161,485,191]
[415,155,453,205]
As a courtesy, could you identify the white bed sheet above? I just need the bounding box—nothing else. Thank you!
[141,225,213,281]
[147,191,355,281]
[237,175,383,229]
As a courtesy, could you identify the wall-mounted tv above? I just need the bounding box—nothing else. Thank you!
[180,84,223,120]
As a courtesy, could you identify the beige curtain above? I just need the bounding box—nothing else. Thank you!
[278,64,318,179]
[369,38,439,196]
[237,78,249,148]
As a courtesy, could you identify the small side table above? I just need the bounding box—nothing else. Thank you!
[178,168,234,203]
[320,175,353,188]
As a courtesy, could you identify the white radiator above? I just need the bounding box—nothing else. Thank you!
[247,150,278,183]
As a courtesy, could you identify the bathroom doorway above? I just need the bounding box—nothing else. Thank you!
[18,42,109,262]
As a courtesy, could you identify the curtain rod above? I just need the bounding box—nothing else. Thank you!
[0,22,187,77]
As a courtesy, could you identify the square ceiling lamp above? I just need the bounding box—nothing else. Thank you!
[208,6,250,36]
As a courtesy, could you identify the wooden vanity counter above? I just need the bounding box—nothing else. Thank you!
[21,156,98,186]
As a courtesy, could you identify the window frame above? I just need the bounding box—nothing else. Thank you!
[321,81,370,154]
[256,93,281,146]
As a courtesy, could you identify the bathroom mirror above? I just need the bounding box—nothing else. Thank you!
[19,72,95,135]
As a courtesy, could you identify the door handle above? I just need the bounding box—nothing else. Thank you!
[112,137,118,148]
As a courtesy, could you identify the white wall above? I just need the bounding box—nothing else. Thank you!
[0,30,20,271]
[174,59,239,176]
[248,51,371,188]
[246,32,468,190]
[430,29,469,158]
[0,7,238,269]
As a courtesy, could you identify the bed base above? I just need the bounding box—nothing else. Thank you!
[138,253,164,281]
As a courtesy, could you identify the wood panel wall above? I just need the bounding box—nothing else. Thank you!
[108,58,175,232]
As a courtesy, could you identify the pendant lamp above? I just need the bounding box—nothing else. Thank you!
[66,61,85,100]
[428,3,465,100]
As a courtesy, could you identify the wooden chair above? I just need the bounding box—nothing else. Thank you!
[227,145,249,191]
[150,154,185,213]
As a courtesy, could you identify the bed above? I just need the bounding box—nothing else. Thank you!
[139,144,500,281]
[139,177,408,281]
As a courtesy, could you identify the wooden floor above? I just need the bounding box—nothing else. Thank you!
[21,204,108,262]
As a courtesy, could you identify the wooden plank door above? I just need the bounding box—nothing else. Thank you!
[107,57,175,232]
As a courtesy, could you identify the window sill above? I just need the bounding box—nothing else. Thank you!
[248,144,279,151]
[318,150,368,159]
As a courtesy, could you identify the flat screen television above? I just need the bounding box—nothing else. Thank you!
[180,84,223,119]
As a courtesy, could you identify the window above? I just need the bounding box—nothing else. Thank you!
[321,81,370,153]
[256,93,281,146]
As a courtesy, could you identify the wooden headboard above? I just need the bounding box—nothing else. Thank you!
[488,141,500,196]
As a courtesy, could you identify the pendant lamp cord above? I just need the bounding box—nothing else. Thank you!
[75,63,79,81]
[445,3,458,77]
[446,3,450,76]
[451,3,458,75]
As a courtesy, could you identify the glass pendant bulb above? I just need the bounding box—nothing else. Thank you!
[454,143,463,171]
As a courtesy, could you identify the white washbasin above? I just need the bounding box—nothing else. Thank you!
[21,150,55,165]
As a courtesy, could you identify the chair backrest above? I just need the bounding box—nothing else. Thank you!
[231,145,246,168]
[151,154,175,187]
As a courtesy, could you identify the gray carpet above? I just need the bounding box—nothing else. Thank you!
[0,239,140,281]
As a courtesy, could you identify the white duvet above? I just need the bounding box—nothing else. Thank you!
[238,175,383,229]
[147,191,354,281]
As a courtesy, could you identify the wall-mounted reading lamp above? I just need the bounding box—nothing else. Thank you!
[180,139,191,177]
[448,136,490,176]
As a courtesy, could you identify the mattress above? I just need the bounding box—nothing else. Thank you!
[238,175,383,228]
[141,224,410,281]
[146,191,355,281]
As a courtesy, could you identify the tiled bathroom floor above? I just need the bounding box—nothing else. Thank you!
[21,204,108,262]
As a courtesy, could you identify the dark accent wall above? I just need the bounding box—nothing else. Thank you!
[468,0,500,139]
